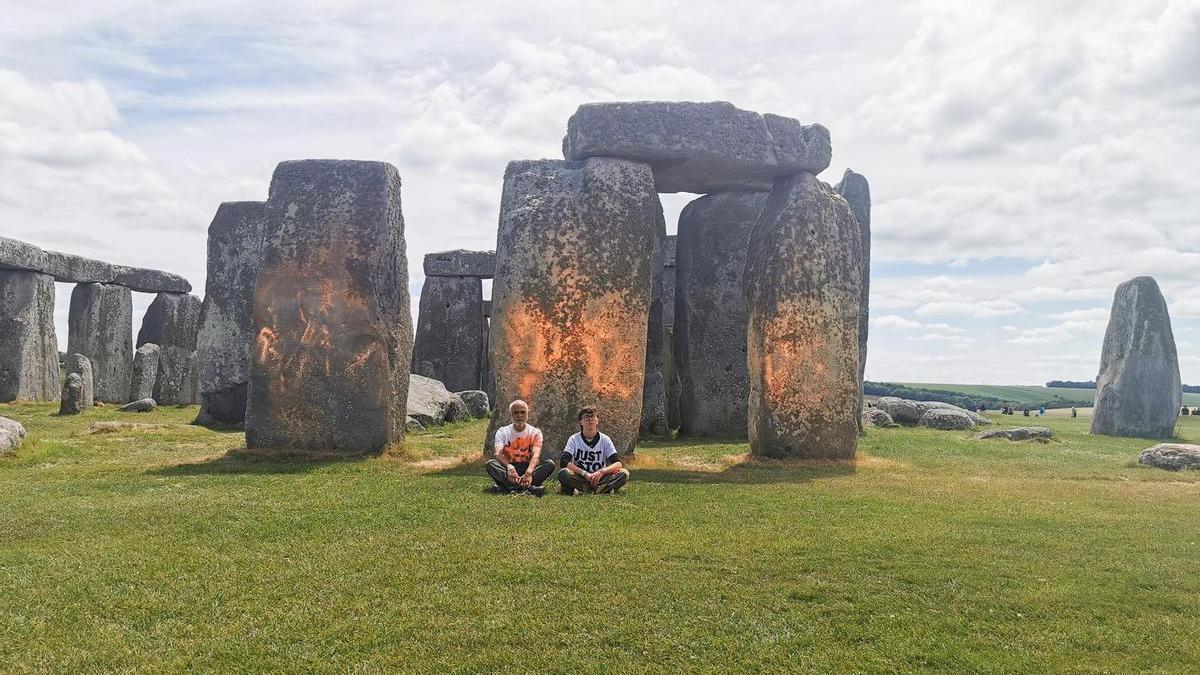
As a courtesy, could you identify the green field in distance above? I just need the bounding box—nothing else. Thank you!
[895,383,1200,407]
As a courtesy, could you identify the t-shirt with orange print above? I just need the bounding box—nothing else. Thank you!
[494,423,543,464]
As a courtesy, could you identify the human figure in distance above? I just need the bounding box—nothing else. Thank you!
[557,405,629,495]
[486,400,555,496]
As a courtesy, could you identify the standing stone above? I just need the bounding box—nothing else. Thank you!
[640,204,670,438]
[67,283,133,404]
[486,158,657,456]
[195,202,267,426]
[138,293,202,406]
[1091,276,1181,438]
[744,172,863,459]
[246,160,412,453]
[836,169,871,435]
[481,316,495,404]
[63,353,94,409]
[59,373,85,415]
[411,276,484,392]
[674,192,767,437]
[663,235,681,431]
[563,101,832,193]
[130,343,161,402]
[0,271,60,401]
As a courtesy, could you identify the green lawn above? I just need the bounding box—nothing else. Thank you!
[2,403,1199,673]
[897,382,1200,407]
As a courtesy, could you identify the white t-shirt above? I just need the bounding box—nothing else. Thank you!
[562,432,618,473]
[494,423,543,464]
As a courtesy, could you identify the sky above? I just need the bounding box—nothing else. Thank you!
[1,0,1197,385]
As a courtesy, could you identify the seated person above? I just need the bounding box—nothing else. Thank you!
[557,406,629,495]
[485,400,555,496]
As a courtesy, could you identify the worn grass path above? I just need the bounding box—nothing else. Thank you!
[1,403,1198,673]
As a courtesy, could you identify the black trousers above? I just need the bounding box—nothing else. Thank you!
[557,467,630,494]
[485,458,556,489]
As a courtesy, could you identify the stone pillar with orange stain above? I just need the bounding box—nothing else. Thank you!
[744,172,863,460]
[485,158,658,457]
[246,160,412,453]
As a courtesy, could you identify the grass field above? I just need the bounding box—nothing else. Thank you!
[2,403,1200,672]
[896,382,1200,407]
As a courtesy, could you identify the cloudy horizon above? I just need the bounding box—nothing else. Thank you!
[2,0,1197,386]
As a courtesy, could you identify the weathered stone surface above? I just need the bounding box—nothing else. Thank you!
[639,371,669,437]
[111,266,191,294]
[486,158,657,456]
[63,353,94,409]
[0,416,26,440]
[59,373,85,415]
[674,192,767,437]
[136,293,202,406]
[130,343,161,402]
[482,300,492,318]
[662,235,676,326]
[68,283,133,404]
[862,407,897,428]
[875,397,923,425]
[408,374,462,427]
[195,201,267,427]
[0,237,189,292]
[1138,443,1200,471]
[745,172,862,459]
[918,408,975,430]
[0,429,18,456]
[563,101,832,193]
[875,397,988,426]
[640,203,669,439]
[836,169,871,434]
[1091,276,1182,439]
[406,416,424,433]
[457,390,490,419]
[0,271,60,401]
[119,398,156,412]
[246,160,412,453]
[422,250,496,278]
[0,237,48,272]
[663,234,679,432]
[412,276,484,392]
[137,293,202,348]
[43,251,118,284]
[975,426,1052,441]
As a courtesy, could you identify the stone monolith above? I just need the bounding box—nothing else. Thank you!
[130,343,160,402]
[674,192,767,437]
[411,276,484,392]
[744,172,862,459]
[486,158,657,456]
[67,283,133,403]
[0,270,60,401]
[563,101,831,193]
[246,160,412,453]
[836,169,871,435]
[195,201,267,426]
[63,353,94,409]
[1091,276,1181,438]
[139,293,202,406]
[640,204,670,438]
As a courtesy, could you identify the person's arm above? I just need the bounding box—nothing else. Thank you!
[495,432,519,483]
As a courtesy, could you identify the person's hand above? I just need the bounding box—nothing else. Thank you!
[506,465,520,484]
[519,472,532,487]
[588,471,602,488]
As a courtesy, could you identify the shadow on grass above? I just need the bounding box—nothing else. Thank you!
[150,447,374,476]
[431,455,856,486]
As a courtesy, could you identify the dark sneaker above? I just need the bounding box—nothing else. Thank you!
[528,485,545,498]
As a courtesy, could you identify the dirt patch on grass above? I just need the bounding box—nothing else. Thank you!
[82,422,176,434]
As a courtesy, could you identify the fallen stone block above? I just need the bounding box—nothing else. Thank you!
[119,398,157,413]
[975,427,1052,441]
[1138,443,1200,471]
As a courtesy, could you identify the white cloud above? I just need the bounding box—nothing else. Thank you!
[915,299,1023,318]
[873,314,922,329]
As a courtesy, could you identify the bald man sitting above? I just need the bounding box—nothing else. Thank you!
[485,400,556,496]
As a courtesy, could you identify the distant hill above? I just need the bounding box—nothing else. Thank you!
[893,383,1200,407]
